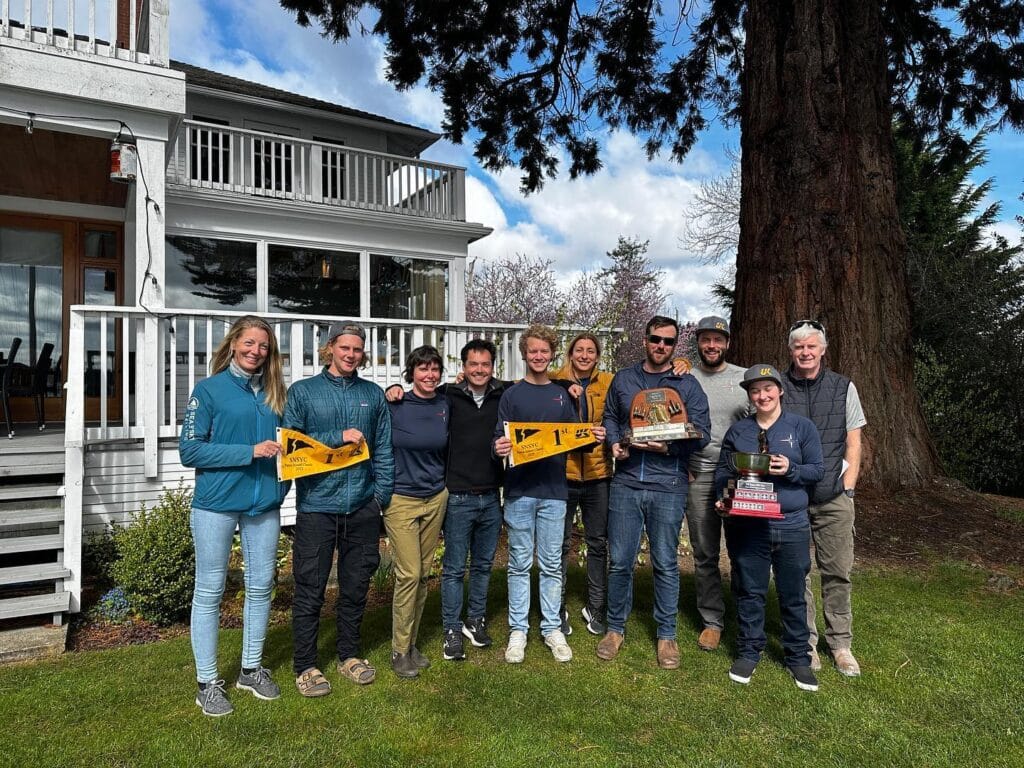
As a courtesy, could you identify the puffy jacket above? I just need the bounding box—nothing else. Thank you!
[554,362,613,482]
[179,369,288,515]
[283,368,394,514]
[603,362,711,494]
[782,365,850,504]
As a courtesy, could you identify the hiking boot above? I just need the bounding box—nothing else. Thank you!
[409,646,431,670]
[443,627,467,661]
[195,680,233,717]
[505,630,527,663]
[581,605,606,636]
[809,647,822,671]
[657,638,680,670]
[832,648,861,677]
[544,630,573,662]
[559,606,573,636]
[697,627,721,651]
[596,631,624,661]
[728,658,757,684]
[235,666,281,700]
[462,616,493,647]
[790,665,819,692]
[391,651,420,679]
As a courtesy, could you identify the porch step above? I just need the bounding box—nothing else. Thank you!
[0,534,63,555]
[0,505,63,527]
[0,563,70,587]
[0,483,63,503]
[0,591,70,621]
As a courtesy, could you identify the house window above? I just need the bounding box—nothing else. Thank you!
[370,254,449,321]
[268,245,359,317]
[164,236,257,310]
[189,116,231,185]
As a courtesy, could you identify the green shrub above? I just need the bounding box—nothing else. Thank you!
[112,484,195,626]
[82,527,119,589]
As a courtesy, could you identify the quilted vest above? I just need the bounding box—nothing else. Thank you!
[782,366,849,504]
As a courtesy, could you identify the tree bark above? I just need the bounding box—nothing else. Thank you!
[731,0,940,488]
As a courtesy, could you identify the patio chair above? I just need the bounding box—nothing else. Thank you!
[1,339,54,438]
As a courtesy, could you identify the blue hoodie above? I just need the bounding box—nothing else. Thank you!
[179,368,288,515]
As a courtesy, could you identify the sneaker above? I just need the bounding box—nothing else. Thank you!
[235,667,281,700]
[391,651,420,679]
[581,606,606,636]
[409,646,431,670]
[505,630,527,663]
[728,658,757,684]
[559,606,573,636]
[790,665,819,691]
[809,647,822,671]
[697,627,722,651]
[443,627,467,661]
[195,680,233,717]
[832,648,861,677]
[462,616,493,648]
[544,630,573,662]
[596,631,624,661]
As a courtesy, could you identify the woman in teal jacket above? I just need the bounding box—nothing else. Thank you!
[180,315,289,717]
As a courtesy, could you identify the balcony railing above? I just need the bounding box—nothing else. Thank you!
[0,0,168,65]
[168,120,467,221]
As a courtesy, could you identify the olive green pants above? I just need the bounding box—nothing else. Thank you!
[805,492,855,651]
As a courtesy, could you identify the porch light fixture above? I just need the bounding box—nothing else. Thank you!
[110,125,138,183]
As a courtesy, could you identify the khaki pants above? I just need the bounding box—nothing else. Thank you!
[805,492,855,651]
[384,490,448,653]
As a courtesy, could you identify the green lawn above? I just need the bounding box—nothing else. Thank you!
[1,564,1021,768]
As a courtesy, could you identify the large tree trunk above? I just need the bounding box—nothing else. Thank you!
[731,0,939,489]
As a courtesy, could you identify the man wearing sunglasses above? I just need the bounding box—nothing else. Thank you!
[598,315,711,669]
[783,320,867,677]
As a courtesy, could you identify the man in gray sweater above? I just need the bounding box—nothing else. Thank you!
[685,316,749,652]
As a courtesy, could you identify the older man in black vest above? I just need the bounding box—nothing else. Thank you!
[782,321,866,677]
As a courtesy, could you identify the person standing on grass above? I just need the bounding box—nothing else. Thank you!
[284,323,394,697]
[383,345,449,679]
[180,315,290,717]
[493,325,606,664]
[554,332,614,637]
[598,315,711,670]
[685,316,750,653]
[784,320,867,677]
[715,364,824,691]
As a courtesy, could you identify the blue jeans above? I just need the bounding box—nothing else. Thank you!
[504,496,566,635]
[606,483,685,639]
[725,517,812,668]
[190,506,280,683]
[441,491,502,629]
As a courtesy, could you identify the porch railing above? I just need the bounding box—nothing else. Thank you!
[168,120,467,221]
[0,0,169,65]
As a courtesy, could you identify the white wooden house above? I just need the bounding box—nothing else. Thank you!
[0,0,544,625]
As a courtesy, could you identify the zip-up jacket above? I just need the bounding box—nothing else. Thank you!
[782,365,850,504]
[179,368,288,515]
[445,379,507,493]
[603,362,711,494]
[283,367,394,514]
[553,363,613,482]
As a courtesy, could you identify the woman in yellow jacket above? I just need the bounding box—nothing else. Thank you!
[557,333,615,635]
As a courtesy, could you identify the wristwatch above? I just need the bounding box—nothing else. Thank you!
[843,488,856,498]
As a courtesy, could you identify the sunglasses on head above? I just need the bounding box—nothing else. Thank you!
[789,319,825,333]
[647,333,678,347]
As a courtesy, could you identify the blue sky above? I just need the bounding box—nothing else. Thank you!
[172,0,1024,320]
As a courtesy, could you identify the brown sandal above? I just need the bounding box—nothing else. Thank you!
[337,657,376,685]
[295,667,332,697]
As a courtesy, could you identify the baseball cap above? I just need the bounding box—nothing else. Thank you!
[325,323,366,345]
[695,315,730,337]
[740,363,783,390]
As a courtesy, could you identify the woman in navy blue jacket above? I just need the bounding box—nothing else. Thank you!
[180,315,289,716]
[714,364,824,692]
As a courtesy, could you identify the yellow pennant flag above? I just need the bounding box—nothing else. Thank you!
[504,421,597,467]
[277,427,370,481]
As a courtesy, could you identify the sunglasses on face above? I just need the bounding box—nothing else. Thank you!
[789,319,825,333]
[647,334,678,347]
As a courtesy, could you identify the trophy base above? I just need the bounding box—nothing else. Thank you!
[623,423,704,444]
[723,488,784,520]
